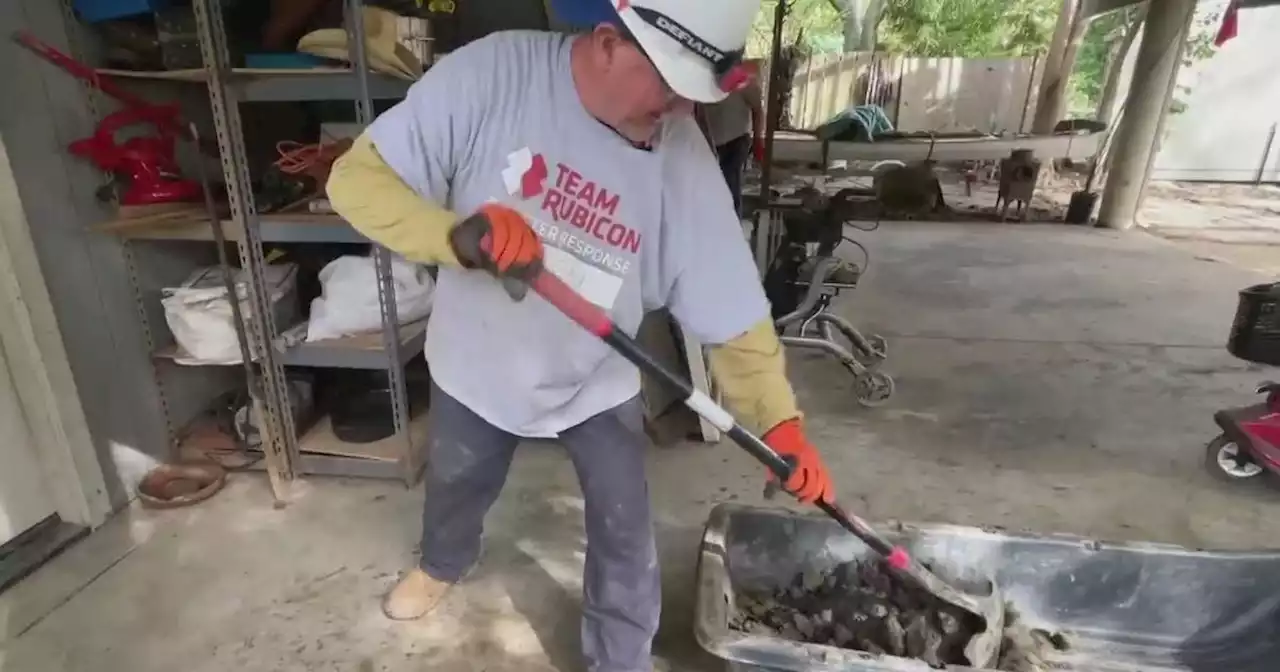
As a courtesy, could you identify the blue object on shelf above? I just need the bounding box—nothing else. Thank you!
[244,53,332,69]
[73,0,171,24]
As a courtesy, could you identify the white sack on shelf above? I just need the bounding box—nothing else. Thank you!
[306,255,434,342]
[162,264,298,366]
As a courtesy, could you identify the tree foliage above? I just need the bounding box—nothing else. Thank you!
[747,0,1063,59]
[876,0,1060,57]
[1066,6,1144,116]
[749,0,1226,121]
[1068,3,1225,118]
[747,0,846,58]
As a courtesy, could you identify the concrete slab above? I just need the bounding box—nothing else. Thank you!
[5,223,1280,672]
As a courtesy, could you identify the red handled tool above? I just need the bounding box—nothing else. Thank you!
[13,30,208,204]
[13,31,220,156]
[528,269,1006,666]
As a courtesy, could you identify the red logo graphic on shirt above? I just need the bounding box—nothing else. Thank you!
[540,163,640,254]
[502,148,549,200]
[502,148,643,256]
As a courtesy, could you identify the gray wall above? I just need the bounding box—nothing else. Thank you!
[1,0,174,508]
[1150,4,1280,183]
[454,0,552,46]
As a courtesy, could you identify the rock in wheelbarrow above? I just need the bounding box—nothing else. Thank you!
[731,559,1012,669]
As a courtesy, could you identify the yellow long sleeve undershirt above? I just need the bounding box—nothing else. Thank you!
[326,134,461,266]
[707,318,801,435]
[326,134,801,434]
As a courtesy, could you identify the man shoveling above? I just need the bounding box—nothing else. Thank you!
[326,1,834,670]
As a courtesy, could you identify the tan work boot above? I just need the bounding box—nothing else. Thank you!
[382,568,452,621]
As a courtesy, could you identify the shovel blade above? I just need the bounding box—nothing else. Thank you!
[898,558,1005,667]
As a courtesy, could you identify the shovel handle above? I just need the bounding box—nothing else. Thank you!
[530,271,792,479]
[529,270,907,567]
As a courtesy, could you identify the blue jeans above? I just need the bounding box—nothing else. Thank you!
[418,384,659,672]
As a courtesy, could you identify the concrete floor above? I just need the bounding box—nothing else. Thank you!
[6,223,1280,672]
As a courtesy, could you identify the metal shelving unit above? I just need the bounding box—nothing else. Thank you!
[96,67,414,101]
[99,209,370,244]
[178,0,426,495]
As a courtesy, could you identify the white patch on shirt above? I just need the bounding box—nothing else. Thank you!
[543,245,624,311]
[502,147,533,195]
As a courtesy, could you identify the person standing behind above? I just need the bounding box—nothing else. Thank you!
[700,67,764,214]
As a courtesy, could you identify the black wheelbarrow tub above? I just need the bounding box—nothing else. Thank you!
[695,503,1280,672]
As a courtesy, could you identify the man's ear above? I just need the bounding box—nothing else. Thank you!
[591,23,627,61]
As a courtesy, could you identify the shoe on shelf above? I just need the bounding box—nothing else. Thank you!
[382,568,452,621]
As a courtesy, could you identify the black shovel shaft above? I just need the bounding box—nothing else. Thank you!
[817,500,898,558]
[529,270,899,560]
[530,272,787,472]
[531,271,993,626]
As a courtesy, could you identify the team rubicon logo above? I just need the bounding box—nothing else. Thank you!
[502,147,549,200]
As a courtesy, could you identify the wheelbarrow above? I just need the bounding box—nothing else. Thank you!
[695,503,1280,672]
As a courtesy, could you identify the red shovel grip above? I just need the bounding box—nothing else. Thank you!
[530,271,613,337]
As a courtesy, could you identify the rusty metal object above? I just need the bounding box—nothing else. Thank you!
[873,161,945,217]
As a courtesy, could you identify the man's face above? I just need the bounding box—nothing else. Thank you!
[595,27,694,139]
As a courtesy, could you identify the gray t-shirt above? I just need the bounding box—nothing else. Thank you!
[368,30,769,438]
[703,90,753,147]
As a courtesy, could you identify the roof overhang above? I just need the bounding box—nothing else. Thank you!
[1088,0,1280,15]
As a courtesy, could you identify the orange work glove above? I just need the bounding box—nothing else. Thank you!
[763,418,833,504]
[449,203,544,298]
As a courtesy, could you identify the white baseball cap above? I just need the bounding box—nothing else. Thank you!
[612,0,761,104]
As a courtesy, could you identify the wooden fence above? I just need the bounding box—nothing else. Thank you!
[787,52,1044,134]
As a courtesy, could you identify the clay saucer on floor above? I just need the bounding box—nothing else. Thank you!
[137,462,227,509]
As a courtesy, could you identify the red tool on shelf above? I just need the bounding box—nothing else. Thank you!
[69,107,203,205]
[12,30,209,205]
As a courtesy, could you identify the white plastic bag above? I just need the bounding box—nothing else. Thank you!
[306,255,434,342]
[162,265,297,365]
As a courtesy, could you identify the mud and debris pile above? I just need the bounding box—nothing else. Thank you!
[729,560,1067,671]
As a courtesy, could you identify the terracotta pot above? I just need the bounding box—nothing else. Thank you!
[137,462,227,510]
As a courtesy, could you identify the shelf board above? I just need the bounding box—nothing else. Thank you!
[153,343,238,365]
[95,67,207,81]
[244,449,410,481]
[154,319,426,369]
[247,213,369,243]
[299,409,429,463]
[99,208,369,245]
[281,319,428,369]
[95,67,414,101]
[95,204,212,238]
[231,68,413,102]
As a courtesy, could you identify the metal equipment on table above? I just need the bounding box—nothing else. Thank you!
[758,186,894,407]
[696,503,1280,672]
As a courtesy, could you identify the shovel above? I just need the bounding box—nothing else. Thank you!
[525,269,1006,667]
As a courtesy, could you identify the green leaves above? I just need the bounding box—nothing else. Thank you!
[876,0,1061,57]
[747,0,1060,58]
[747,0,848,57]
